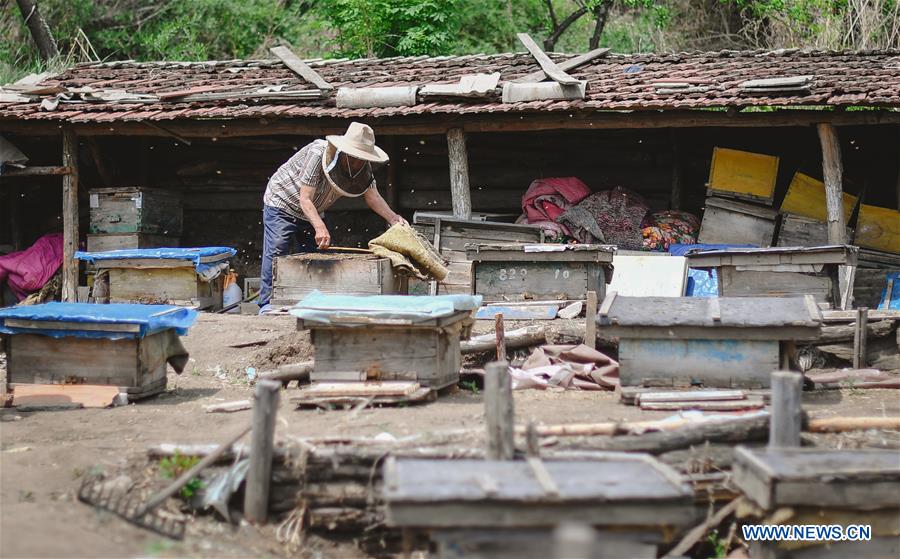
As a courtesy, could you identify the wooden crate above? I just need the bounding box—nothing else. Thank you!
[856,203,900,255]
[698,197,778,247]
[94,257,225,309]
[598,295,821,388]
[6,328,181,398]
[466,243,614,302]
[86,233,179,252]
[89,187,183,235]
[780,172,857,222]
[684,245,857,308]
[707,147,779,204]
[298,311,469,389]
[412,217,544,295]
[776,214,830,247]
[272,254,406,306]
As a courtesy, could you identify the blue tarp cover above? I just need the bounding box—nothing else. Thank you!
[0,302,198,339]
[669,243,757,297]
[290,290,482,325]
[878,271,900,310]
[75,247,236,274]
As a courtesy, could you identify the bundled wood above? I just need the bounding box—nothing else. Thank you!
[815,319,894,343]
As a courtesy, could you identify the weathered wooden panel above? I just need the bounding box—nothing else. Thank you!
[473,261,605,302]
[780,172,856,223]
[618,338,779,388]
[719,267,833,304]
[273,254,401,305]
[776,214,831,247]
[684,245,856,267]
[89,187,183,235]
[698,197,777,247]
[310,322,462,387]
[733,447,900,510]
[7,331,170,394]
[856,204,900,255]
[108,267,223,309]
[853,268,891,309]
[599,296,820,329]
[86,233,179,252]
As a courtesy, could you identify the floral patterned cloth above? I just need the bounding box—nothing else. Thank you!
[641,210,700,251]
[556,187,649,249]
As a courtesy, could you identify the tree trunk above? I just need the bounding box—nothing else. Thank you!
[15,0,59,61]
[543,6,588,51]
[589,3,611,50]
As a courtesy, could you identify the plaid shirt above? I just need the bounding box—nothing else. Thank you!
[264,140,345,221]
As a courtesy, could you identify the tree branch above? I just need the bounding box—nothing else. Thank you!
[544,6,588,51]
[589,2,611,50]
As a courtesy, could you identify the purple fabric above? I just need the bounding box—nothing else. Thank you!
[0,233,64,301]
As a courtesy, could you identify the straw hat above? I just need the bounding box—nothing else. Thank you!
[326,122,389,163]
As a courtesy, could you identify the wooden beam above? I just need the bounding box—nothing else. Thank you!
[446,127,472,219]
[513,47,610,84]
[269,46,333,91]
[816,123,847,245]
[3,110,900,139]
[485,360,515,460]
[0,165,72,178]
[516,33,580,85]
[61,128,78,302]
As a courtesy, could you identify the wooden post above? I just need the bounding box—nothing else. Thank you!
[585,290,598,349]
[816,123,847,245]
[61,128,79,303]
[495,312,506,362]
[484,360,514,460]
[769,371,803,448]
[446,128,472,220]
[243,379,280,524]
[853,307,869,369]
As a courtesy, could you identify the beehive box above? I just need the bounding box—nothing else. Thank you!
[698,197,778,247]
[598,295,821,388]
[856,204,900,255]
[707,147,779,204]
[466,243,615,302]
[89,187,183,235]
[780,172,857,222]
[272,253,407,306]
[0,303,196,399]
[86,233,179,252]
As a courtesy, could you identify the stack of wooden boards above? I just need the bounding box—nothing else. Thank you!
[0,302,197,400]
[290,292,478,406]
[733,447,900,558]
[75,247,235,309]
[87,187,182,251]
[384,454,699,558]
[598,295,822,388]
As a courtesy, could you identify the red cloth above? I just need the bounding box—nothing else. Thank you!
[521,177,591,223]
[0,233,64,300]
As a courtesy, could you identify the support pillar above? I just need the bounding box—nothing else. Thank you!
[61,128,79,302]
[446,128,472,220]
[816,123,847,245]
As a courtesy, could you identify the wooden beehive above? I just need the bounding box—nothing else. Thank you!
[685,245,857,308]
[707,147,779,204]
[466,243,615,302]
[272,253,406,306]
[698,196,778,247]
[94,258,225,310]
[598,295,821,388]
[86,233,179,252]
[297,311,469,389]
[780,172,857,222]
[89,187,183,235]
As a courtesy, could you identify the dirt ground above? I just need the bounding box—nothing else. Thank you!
[2,314,899,558]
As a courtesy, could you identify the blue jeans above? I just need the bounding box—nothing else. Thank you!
[259,204,317,308]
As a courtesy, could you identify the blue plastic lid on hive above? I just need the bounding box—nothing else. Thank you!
[0,302,198,339]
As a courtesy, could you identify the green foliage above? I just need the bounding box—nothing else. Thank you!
[706,529,728,558]
[158,451,203,500]
[460,379,479,393]
[317,0,461,57]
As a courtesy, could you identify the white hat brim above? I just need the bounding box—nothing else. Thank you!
[326,135,389,163]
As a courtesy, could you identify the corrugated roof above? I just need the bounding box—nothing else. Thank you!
[1,49,898,124]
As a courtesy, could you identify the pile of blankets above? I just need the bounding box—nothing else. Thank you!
[518,177,699,250]
[0,233,63,302]
[509,343,619,391]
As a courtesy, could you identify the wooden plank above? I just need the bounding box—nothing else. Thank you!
[3,318,141,333]
[13,384,120,408]
[512,47,610,84]
[0,165,72,177]
[719,268,834,305]
[769,371,803,447]
[698,198,776,247]
[485,361,514,460]
[585,290,598,348]
[447,128,472,220]
[515,33,580,85]
[244,380,280,524]
[269,46,333,90]
[600,296,820,329]
[684,246,856,267]
[637,390,745,403]
[62,128,78,303]
[856,204,900,254]
[467,243,614,263]
[473,260,604,302]
[817,123,848,245]
[303,382,419,397]
[853,307,869,368]
[640,397,764,411]
[86,233,179,252]
[618,338,779,388]
[821,309,900,322]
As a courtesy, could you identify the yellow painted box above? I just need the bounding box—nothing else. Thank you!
[856,204,900,255]
[707,147,779,204]
[781,172,857,222]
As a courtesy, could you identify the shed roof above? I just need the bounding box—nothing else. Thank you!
[1,49,899,125]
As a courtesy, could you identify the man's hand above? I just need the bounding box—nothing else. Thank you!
[315,226,331,249]
[389,214,409,227]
